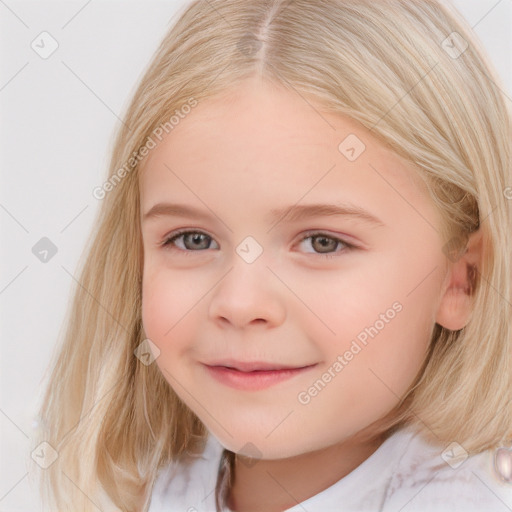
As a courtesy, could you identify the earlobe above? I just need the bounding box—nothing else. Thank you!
[435,229,483,331]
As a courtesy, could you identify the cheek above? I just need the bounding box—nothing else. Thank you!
[293,298,434,449]
[141,271,170,343]
[141,265,202,352]
[296,248,442,386]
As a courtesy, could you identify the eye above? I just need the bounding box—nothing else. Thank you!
[160,230,356,258]
[162,230,219,252]
[297,232,355,258]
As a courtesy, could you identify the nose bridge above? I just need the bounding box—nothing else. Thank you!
[226,253,268,296]
[208,248,286,328]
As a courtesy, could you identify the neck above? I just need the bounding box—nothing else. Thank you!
[226,430,386,512]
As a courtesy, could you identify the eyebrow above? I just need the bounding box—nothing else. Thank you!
[143,202,385,227]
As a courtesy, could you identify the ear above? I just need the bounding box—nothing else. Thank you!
[436,229,483,331]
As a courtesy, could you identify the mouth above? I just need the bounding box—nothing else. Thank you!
[202,360,318,390]
[204,359,316,372]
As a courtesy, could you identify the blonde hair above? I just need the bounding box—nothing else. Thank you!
[34,0,512,510]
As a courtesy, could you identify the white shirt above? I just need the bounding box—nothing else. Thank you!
[148,426,512,511]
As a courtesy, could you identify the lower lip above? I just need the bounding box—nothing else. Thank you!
[203,364,316,391]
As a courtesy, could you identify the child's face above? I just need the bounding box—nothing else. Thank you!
[140,77,450,458]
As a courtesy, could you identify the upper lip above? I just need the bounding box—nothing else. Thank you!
[204,360,316,372]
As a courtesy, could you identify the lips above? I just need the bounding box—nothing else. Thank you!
[202,360,318,391]
[204,360,314,372]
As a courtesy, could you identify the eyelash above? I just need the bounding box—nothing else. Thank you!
[161,229,357,259]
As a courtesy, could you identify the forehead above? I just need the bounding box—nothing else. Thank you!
[139,79,433,226]
[143,80,344,174]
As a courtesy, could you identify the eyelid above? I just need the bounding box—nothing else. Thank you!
[298,229,358,246]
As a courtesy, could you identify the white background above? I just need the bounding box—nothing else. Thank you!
[1,1,511,510]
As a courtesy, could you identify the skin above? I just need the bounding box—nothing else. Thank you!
[139,76,477,511]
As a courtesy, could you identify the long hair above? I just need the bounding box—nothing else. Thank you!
[33,1,512,510]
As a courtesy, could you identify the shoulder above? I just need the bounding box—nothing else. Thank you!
[382,427,512,512]
[148,434,224,512]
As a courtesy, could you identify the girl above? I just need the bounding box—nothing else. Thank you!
[33,0,512,511]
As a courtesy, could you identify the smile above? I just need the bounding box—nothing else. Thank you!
[202,363,317,391]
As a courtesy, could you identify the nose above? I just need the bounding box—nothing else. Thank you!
[208,257,287,329]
